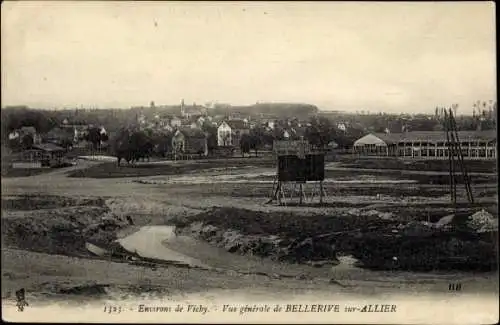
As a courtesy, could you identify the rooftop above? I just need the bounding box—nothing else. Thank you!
[176,128,206,139]
[372,130,496,144]
[32,143,65,152]
[224,120,249,130]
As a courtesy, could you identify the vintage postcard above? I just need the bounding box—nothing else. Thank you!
[1,1,498,323]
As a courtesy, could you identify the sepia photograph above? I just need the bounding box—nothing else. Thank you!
[1,1,498,323]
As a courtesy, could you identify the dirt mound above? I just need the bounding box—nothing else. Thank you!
[1,195,107,211]
[467,209,498,233]
[172,206,394,238]
[174,207,498,272]
[58,283,109,296]
[105,198,201,226]
[1,206,129,256]
[179,222,338,263]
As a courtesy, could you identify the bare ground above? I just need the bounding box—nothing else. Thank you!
[1,158,498,305]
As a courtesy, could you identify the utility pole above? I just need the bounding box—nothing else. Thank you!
[443,107,475,212]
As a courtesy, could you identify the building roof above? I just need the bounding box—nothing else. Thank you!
[32,143,65,152]
[224,120,249,130]
[372,133,404,144]
[370,131,496,144]
[176,128,206,139]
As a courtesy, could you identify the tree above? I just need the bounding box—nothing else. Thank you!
[305,116,333,149]
[201,122,218,154]
[113,128,153,166]
[129,130,154,162]
[21,134,34,150]
[240,134,252,157]
[85,127,103,151]
[249,127,265,156]
[151,132,172,157]
[273,126,285,141]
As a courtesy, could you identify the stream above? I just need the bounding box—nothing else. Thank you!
[116,226,211,269]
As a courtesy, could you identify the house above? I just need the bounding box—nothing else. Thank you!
[196,116,206,127]
[170,116,182,128]
[171,128,208,156]
[283,130,291,139]
[337,122,347,132]
[180,118,199,129]
[138,113,147,125]
[8,130,20,140]
[328,140,339,149]
[180,99,207,119]
[60,124,89,143]
[8,126,42,148]
[278,127,306,140]
[163,124,174,132]
[229,112,245,120]
[12,143,66,169]
[353,131,497,160]
[217,120,250,147]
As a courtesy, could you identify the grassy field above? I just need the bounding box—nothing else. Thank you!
[67,157,276,178]
[66,156,497,186]
[340,156,497,173]
[1,167,54,178]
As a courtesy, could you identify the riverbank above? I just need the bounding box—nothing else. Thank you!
[170,206,498,272]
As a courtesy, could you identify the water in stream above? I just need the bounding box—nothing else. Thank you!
[116,226,210,269]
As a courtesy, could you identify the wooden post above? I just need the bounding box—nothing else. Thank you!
[299,183,303,205]
[319,181,324,204]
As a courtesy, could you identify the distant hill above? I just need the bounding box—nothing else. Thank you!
[213,102,319,118]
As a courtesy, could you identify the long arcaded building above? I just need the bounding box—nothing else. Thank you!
[353,130,497,160]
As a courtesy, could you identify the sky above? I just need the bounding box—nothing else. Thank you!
[1,1,496,113]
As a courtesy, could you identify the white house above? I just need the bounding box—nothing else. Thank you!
[217,120,250,147]
[8,130,20,140]
[217,121,233,146]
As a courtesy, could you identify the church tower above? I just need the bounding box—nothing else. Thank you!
[180,99,185,117]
